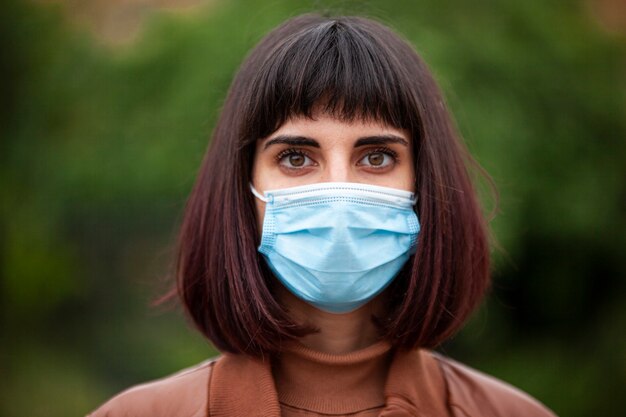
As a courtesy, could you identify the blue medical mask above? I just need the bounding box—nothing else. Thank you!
[251,182,420,314]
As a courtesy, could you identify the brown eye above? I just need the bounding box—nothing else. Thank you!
[289,153,305,167]
[357,148,396,169]
[276,149,314,170]
[367,152,385,166]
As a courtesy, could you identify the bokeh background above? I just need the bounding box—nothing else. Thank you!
[2,0,625,416]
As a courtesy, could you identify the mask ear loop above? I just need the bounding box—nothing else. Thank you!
[250,183,269,202]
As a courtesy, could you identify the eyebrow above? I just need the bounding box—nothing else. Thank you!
[354,135,409,147]
[262,134,408,150]
[263,136,320,150]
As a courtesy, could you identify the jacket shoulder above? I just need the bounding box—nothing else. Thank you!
[87,358,218,417]
[431,353,557,417]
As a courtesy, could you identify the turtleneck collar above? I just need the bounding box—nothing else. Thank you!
[273,340,392,414]
[208,342,449,417]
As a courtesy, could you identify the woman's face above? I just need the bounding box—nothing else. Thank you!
[252,112,415,230]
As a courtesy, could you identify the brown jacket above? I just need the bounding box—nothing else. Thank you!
[88,349,556,417]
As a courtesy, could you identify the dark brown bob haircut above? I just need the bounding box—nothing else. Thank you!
[176,14,490,356]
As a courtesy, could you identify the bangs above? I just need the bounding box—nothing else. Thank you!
[242,17,419,141]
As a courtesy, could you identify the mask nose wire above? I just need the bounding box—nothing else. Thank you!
[250,183,269,203]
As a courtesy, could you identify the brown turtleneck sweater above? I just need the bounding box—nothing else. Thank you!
[88,341,557,417]
[274,341,392,416]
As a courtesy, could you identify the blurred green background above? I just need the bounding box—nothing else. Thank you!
[1,0,625,415]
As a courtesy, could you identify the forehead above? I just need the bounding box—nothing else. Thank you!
[262,113,410,143]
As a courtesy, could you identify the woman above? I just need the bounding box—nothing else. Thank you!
[89,14,556,417]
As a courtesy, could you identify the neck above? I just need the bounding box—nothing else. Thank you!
[277,285,386,354]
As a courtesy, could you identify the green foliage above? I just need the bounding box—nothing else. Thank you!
[1,0,624,416]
